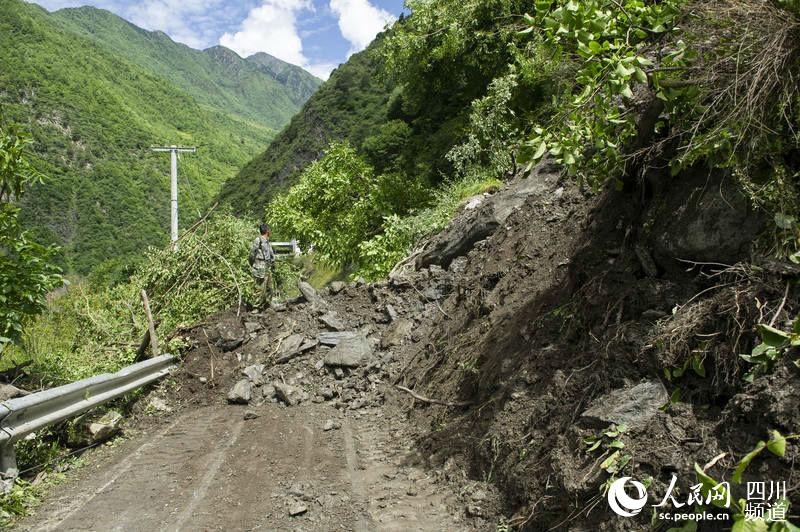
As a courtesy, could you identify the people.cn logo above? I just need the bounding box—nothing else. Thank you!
[607,477,649,517]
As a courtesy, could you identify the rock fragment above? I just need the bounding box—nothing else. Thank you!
[227,379,252,404]
[274,381,303,406]
[318,331,359,346]
[319,312,346,331]
[324,335,372,368]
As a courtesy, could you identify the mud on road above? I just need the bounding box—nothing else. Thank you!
[18,403,470,531]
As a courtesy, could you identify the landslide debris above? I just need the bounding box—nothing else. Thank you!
[173,160,798,529]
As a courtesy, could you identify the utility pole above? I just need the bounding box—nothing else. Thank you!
[150,145,196,249]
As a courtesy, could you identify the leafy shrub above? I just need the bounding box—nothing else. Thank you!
[11,213,295,385]
[0,124,62,353]
[357,175,502,279]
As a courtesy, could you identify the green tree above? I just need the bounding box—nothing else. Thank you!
[270,142,385,266]
[0,123,61,352]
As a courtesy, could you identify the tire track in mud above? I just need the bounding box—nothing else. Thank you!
[20,404,473,531]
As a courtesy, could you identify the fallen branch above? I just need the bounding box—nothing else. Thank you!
[393,385,473,407]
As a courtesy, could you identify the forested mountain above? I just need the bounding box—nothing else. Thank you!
[0,0,320,278]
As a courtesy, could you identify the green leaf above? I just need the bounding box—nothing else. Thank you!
[691,356,706,377]
[694,463,732,508]
[732,440,766,484]
[532,141,548,160]
[608,439,625,449]
[775,213,796,230]
[766,430,786,457]
[756,324,791,348]
[600,450,620,470]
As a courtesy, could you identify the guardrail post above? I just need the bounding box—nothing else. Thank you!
[0,443,18,479]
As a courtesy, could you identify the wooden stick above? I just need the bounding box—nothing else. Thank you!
[140,290,159,357]
[393,385,473,407]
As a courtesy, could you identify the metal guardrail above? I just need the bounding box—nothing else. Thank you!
[271,239,301,257]
[0,355,176,478]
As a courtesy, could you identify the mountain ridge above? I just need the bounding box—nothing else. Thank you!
[0,0,320,277]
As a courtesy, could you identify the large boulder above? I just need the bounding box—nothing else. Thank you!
[227,379,252,404]
[212,317,246,351]
[645,168,764,274]
[415,167,555,270]
[324,335,372,368]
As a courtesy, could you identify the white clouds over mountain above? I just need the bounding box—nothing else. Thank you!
[329,0,395,55]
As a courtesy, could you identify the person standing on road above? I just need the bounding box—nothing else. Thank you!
[249,223,276,308]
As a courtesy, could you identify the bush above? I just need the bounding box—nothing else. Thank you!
[357,174,503,279]
[12,212,298,386]
[0,123,62,354]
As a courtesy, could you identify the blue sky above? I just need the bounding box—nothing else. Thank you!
[31,0,406,79]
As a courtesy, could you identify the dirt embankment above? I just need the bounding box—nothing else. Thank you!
[391,161,799,529]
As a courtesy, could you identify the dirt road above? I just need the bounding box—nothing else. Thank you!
[18,404,468,531]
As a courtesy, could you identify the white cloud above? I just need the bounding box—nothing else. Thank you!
[329,0,395,55]
[305,62,338,80]
[219,0,312,66]
[125,0,231,49]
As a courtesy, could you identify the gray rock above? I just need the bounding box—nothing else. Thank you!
[262,384,276,399]
[275,334,308,364]
[581,381,668,428]
[384,304,399,322]
[322,420,341,431]
[324,335,372,368]
[319,312,346,331]
[0,383,29,402]
[319,387,335,400]
[213,318,246,351]
[334,368,345,380]
[318,331,359,346]
[67,410,123,446]
[415,169,550,270]
[244,321,262,334]
[243,410,259,420]
[381,319,415,349]
[87,411,123,443]
[147,396,171,413]
[242,364,265,385]
[227,379,252,404]
[298,281,327,311]
[288,503,307,516]
[648,168,764,274]
[329,281,346,294]
[274,381,302,406]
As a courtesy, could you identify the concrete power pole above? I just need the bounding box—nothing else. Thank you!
[150,145,196,249]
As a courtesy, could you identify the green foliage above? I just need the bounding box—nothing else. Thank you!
[740,317,800,382]
[516,0,800,220]
[447,71,521,179]
[517,0,686,185]
[9,213,291,385]
[732,430,797,484]
[0,123,62,351]
[356,175,503,279]
[270,142,386,266]
[0,0,317,275]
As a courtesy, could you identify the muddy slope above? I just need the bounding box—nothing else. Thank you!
[393,161,799,529]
